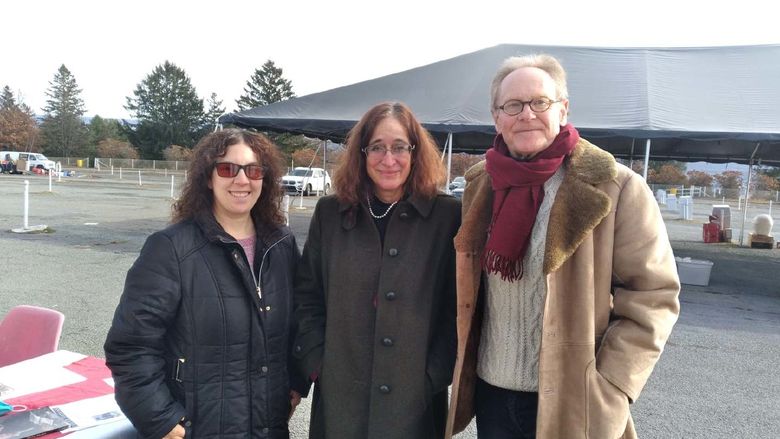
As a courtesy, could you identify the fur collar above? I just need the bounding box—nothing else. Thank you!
[454,138,618,274]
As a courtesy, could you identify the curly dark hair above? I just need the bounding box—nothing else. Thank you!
[332,101,445,205]
[172,128,285,227]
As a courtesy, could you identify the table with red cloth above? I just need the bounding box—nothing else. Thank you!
[0,350,135,438]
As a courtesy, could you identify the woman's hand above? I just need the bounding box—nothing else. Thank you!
[289,390,302,420]
[162,423,186,439]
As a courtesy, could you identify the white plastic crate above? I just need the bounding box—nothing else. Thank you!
[675,257,714,286]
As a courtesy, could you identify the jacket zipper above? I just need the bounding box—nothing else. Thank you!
[252,233,288,306]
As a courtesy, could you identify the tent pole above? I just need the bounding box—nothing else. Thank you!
[629,139,635,170]
[445,133,453,194]
[739,143,761,246]
[642,139,651,180]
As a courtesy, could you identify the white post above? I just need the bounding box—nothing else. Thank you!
[23,180,29,229]
[170,175,175,199]
[109,158,113,167]
[131,159,134,168]
[57,162,62,182]
[138,170,142,186]
[282,194,290,226]
[120,167,123,180]
[111,165,114,176]
[153,160,156,170]
[48,170,52,192]
[184,170,187,181]
[96,159,100,171]
[769,200,773,216]
[737,196,742,211]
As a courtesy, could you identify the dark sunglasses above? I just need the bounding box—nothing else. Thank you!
[214,162,265,180]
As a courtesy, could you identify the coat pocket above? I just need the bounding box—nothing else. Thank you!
[585,360,629,439]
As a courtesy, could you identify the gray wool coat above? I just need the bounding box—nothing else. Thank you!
[293,193,460,439]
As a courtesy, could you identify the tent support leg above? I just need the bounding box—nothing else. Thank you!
[739,143,762,246]
[643,139,651,180]
[445,133,453,193]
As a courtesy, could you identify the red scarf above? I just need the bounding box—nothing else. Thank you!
[483,124,579,281]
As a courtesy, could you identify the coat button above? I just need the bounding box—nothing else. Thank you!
[381,337,393,347]
[294,345,302,353]
[261,365,268,373]
[379,384,391,394]
[262,427,269,434]
[385,291,396,301]
[388,248,398,256]
[184,420,192,427]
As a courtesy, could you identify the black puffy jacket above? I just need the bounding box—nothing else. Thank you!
[104,214,303,439]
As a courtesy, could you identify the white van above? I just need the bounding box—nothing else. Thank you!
[0,151,57,172]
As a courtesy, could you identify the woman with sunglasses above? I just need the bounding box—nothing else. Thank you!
[105,129,305,439]
[293,102,460,439]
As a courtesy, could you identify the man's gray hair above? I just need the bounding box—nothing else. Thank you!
[490,54,568,111]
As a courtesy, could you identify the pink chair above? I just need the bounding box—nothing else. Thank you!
[0,305,65,367]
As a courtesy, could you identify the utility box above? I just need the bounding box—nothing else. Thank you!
[675,257,714,286]
[711,205,731,230]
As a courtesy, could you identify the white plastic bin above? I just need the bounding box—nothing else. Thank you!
[675,257,714,286]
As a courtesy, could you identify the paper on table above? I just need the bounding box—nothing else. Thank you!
[63,417,137,439]
[0,350,87,399]
[53,393,126,432]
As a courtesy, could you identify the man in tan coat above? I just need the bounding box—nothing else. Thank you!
[445,54,680,438]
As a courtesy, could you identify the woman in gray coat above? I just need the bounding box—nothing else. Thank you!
[293,102,460,439]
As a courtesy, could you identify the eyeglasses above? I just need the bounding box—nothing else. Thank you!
[214,162,265,180]
[496,98,560,116]
[362,144,415,160]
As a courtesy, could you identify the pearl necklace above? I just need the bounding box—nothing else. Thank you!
[367,194,398,219]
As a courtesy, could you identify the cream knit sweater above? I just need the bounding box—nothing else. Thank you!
[477,167,565,391]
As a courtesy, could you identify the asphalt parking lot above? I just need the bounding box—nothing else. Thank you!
[0,170,778,438]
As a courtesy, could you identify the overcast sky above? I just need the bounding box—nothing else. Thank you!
[3,0,778,120]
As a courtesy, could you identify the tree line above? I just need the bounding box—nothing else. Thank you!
[0,59,318,163]
[631,161,780,192]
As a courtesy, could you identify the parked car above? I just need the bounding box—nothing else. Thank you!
[451,186,464,199]
[449,176,465,191]
[282,167,331,195]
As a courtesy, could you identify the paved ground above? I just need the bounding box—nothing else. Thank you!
[0,170,778,438]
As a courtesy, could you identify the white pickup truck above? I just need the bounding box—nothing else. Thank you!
[0,151,57,173]
[281,167,331,196]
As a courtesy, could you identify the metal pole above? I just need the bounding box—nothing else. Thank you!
[23,180,29,229]
[138,170,142,186]
[445,133,453,194]
[739,143,761,246]
[642,139,651,180]
[48,170,52,192]
[171,175,175,199]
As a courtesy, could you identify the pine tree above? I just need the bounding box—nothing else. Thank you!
[203,92,226,130]
[40,65,88,157]
[236,60,295,111]
[1,85,18,110]
[124,61,206,158]
[0,86,39,151]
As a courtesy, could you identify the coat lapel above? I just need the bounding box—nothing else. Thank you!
[543,139,618,273]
